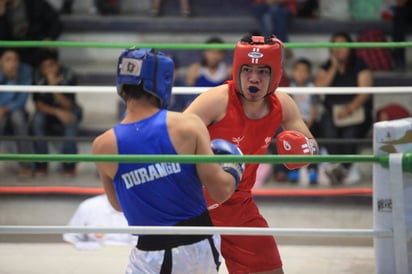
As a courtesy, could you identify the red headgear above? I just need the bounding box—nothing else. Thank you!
[232,35,284,94]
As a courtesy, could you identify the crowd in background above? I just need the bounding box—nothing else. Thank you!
[0,0,411,184]
[0,0,81,178]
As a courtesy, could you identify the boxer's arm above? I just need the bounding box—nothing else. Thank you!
[184,85,228,126]
[210,139,245,187]
[278,91,318,149]
[189,115,238,203]
[276,92,318,169]
[92,130,122,211]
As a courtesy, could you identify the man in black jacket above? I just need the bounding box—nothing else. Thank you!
[32,49,82,177]
[0,0,63,66]
[392,0,412,70]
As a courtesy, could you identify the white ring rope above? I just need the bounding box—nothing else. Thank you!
[0,85,412,94]
[0,225,396,238]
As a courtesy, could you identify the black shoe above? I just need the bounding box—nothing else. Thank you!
[63,169,76,177]
[181,10,192,17]
[18,167,33,180]
[325,164,347,185]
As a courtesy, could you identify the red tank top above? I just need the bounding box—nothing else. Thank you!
[208,80,283,192]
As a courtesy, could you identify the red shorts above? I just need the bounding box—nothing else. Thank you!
[206,191,282,273]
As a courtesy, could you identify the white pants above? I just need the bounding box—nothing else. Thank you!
[125,235,221,274]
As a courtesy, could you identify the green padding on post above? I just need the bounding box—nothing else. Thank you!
[403,151,412,173]
[377,151,412,173]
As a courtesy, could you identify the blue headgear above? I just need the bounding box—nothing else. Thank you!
[116,48,174,108]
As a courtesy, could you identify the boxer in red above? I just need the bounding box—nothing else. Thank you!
[185,35,318,274]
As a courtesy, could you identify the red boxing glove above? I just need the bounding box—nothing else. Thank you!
[276,130,317,170]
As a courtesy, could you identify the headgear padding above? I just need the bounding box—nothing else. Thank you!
[116,48,174,108]
[232,36,283,94]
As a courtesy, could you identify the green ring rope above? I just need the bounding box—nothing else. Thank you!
[1,41,411,49]
[0,153,411,173]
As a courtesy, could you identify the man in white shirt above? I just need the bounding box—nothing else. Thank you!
[63,194,137,250]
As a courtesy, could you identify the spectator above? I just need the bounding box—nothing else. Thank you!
[161,53,187,112]
[0,0,63,66]
[288,57,320,184]
[60,0,74,14]
[290,58,319,139]
[186,36,231,87]
[170,36,231,111]
[252,0,296,59]
[63,194,137,250]
[392,0,412,70]
[315,32,373,185]
[0,48,32,178]
[296,0,318,18]
[31,49,82,177]
[151,0,191,17]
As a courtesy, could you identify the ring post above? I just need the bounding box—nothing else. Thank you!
[373,118,412,274]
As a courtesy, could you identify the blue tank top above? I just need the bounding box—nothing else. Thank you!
[113,109,207,227]
[194,63,228,87]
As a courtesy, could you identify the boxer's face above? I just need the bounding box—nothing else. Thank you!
[239,64,271,101]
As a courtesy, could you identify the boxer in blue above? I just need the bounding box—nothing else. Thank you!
[92,48,244,274]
